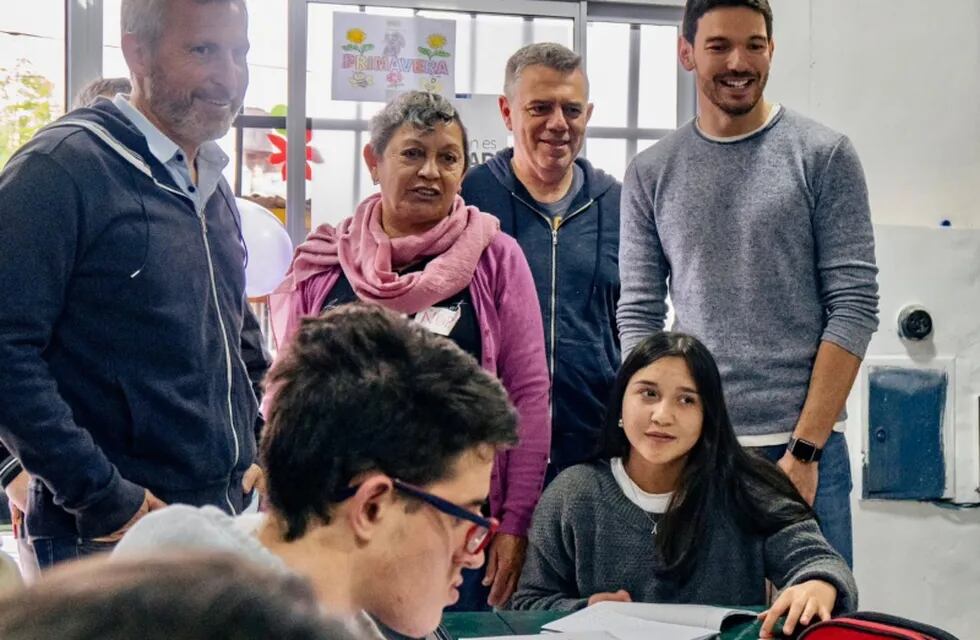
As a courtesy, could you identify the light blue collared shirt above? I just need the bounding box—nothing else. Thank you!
[113,94,229,214]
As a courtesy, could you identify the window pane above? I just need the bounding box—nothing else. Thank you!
[1,1,66,168]
[638,24,678,129]
[584,137,627,182]
[240,126,288,199]
[473,15,523,95]
[307,3,358,119]
[244,1,288,113]
[586,22,629,128]
[309,129,358,230]
[532,18,573,49]
[102,0,127,79]
[637,138,659,154]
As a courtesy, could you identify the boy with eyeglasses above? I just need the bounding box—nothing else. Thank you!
[114,304,518,640]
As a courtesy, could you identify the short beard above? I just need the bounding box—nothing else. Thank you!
[705,71,768,117]
[145,65,240,146]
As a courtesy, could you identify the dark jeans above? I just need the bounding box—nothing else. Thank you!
[33,537,116,569]
[756,431,854,567]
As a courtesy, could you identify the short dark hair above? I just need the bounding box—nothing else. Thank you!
[72,77,133,109]
[598,332,810,576]
[262,304,519,541]
[0,552,356,640]
[682,0,773,44]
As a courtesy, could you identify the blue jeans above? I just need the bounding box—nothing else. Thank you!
[755,432,854,567]
[33,537,116,569]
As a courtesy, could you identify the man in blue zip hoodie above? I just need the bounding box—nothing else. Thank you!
[0,0,266,567]
[457,42,620,612]
[463,43,621,483]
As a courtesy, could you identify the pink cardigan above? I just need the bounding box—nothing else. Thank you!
[280,232,550,537]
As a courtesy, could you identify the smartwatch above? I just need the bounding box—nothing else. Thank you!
[787,436,823,463]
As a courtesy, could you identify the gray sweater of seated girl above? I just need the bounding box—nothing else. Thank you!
[511,461,857,613]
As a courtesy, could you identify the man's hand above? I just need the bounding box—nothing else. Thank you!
[758,579,836,638]
[778,452,819,505]
[483,533,527,607]
[92,489,167,543]
[3,470,29,512]
[587,590,632,607]
[242,463,265,497]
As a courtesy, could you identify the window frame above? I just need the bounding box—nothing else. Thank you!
[582,2,695,168]
[60,0,691,246]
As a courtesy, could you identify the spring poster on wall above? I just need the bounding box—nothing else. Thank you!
[332,12,456,102]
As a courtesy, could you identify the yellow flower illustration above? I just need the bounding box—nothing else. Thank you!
[347,28,367,44]
[427,33,447,50]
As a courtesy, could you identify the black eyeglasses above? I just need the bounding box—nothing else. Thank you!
[334,478,499,554]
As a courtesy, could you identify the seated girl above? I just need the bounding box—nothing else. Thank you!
[510,332,857,638]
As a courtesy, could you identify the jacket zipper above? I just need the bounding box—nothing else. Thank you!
[196,206,240,513]
[511,193,595,428]
[51,119,242,511]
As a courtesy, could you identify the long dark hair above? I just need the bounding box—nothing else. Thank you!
[598,332,812,576]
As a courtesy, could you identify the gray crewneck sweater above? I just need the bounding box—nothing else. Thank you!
[511,462,858,613]
[617,108,879,437]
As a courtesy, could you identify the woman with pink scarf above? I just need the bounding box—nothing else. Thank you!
[268,91,549,610]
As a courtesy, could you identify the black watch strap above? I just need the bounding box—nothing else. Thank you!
[787,436,823,462]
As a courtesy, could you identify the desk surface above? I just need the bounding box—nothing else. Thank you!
[441,611,766,640]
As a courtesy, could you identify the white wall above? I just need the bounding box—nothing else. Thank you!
[767,0,980,229]
[765,2,980,636]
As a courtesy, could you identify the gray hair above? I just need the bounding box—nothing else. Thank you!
[73,77,132,109]
[503,42,587,98]
[369,91,469,172]
[121,0,247,48]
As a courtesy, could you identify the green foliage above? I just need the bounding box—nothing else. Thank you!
[271,103,288,136]
[0,58,60,169]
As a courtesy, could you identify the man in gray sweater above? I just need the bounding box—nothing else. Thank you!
[618,0,879,566]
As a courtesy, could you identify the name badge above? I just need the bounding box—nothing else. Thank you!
[414,304,462,336]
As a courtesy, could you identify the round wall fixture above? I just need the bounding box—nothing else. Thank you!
[898,305,933,341]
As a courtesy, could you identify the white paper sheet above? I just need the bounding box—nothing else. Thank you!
[541,602,758,640]
[542,609,715,640]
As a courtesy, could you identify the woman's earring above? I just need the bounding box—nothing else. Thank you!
[617,418,624,429]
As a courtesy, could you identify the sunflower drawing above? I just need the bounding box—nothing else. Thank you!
[418,32,450,59]
[342,27,374,55]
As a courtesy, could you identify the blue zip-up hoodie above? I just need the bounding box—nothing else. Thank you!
[461,149,621,469]
[0,100,259,539]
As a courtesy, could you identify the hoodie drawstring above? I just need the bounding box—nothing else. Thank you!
[125,165,150,279]
[219,187,249,272]
[586,197,603,310]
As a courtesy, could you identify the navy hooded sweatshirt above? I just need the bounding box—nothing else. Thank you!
[461,149,621,469]
[0,100,262,539]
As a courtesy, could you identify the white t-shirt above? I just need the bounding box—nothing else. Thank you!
[610,457,673,514]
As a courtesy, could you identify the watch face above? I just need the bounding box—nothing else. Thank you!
[791,438,818,461]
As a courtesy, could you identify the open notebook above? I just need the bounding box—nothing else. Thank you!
[540,602,758,640]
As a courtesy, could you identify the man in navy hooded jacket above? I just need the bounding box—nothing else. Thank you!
[0,0,266,567]
[462,43,622,476]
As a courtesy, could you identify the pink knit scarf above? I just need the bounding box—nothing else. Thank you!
[272,192,499,317]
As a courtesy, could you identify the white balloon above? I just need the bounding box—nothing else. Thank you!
[235,197,294,297]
